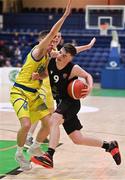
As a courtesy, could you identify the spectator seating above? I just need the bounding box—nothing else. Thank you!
[1,10,125,81]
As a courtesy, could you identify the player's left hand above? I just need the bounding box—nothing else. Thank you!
[81,85,92,98]
[88,37,96,49]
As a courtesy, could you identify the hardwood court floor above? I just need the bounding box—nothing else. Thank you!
[0,85,125,180]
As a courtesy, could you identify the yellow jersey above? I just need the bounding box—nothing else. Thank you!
[15,51,48,89]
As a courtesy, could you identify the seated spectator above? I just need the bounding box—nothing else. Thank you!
[4,59,12,67]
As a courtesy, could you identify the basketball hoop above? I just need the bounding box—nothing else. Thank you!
[99,23,109,36]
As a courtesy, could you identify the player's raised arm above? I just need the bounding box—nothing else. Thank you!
[43,0,71,43]
[32,0,72,60]
[75,37,96,54]
[50,37,96,59]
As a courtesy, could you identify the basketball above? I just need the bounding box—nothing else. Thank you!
[67,79,88,99]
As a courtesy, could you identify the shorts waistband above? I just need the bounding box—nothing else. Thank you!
[14,82,37,93]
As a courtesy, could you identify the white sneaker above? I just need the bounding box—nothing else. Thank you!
[15,153,32,171]
[28,146,43,156]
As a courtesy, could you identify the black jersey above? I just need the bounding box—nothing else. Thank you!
[48,58,77,100]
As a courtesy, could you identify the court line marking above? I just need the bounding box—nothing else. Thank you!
[0,145,17,152]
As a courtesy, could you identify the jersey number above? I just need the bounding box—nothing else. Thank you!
[53,75,59,83]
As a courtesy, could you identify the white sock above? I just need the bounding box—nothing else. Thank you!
[27,132,33,140]
[16,145,23,155]
[31,140,41,148]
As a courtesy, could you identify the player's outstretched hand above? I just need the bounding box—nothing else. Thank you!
[63,0,72,18]
[88,37,96,49]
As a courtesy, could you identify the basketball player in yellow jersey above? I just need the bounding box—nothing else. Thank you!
[10,0,71,171]
[25,32,62,146]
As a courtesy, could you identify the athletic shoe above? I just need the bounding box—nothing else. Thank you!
[107,140,121,165]
[28,146,43,156]
[15,153,32,171]
[31,152,53,169]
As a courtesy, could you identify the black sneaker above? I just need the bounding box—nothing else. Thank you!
[31,152,53,169]
[107,141,121,165]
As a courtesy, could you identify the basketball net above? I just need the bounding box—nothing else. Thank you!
[99,23,109,36]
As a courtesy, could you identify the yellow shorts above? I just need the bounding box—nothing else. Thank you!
[39,77,54,113]
[10,86,50,124]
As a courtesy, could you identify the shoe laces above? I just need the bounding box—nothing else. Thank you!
[107,141,118,152]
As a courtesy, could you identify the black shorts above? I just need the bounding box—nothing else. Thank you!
[55,98,83,134]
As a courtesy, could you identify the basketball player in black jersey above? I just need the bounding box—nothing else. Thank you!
[31,43,121,168]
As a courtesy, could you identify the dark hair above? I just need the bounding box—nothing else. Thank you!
[38,30,49,39]
[63,43,77,56]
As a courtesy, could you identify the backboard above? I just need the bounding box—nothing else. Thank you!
[85,5,125,30]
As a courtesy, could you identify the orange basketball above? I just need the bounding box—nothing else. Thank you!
[67,79,88,99]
